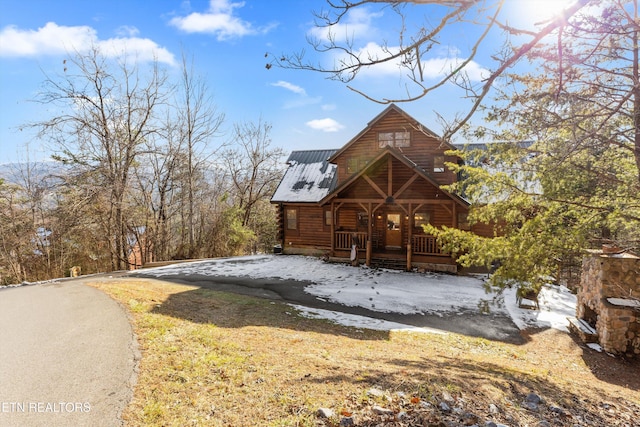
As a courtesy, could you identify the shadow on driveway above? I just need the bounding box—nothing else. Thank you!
[132,271,526,345]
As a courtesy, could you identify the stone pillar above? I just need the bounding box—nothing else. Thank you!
[577,250,640,356]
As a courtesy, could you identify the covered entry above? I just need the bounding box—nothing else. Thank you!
[386,213,402,249]
[321,148,469,271]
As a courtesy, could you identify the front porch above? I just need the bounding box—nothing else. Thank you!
[332,231,456,272]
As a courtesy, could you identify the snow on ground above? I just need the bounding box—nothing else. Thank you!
[139,254,577,334]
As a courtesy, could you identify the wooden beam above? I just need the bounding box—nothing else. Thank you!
[330,201,335,255]
[393,173,419,200]
[407,202,413,271]
[332,198,458,205]
[363,175,388,199]
[387,157,393,196]
[366,202,372,266]
[452,202,457,228]
[395,203,409,215]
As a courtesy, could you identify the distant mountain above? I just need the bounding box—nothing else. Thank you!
[0,161,69,186]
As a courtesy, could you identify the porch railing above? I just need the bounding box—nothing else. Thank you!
[412,235,445,255]
[335,231,368,250]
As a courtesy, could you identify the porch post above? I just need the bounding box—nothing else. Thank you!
[330,201,335,256]
[407,203,412,271]
[366,202,372,266]
[452,202,457,228]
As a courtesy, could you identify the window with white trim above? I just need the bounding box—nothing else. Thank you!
[378,131,410,148]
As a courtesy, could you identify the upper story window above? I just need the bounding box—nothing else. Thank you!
[378,131,410,148]
[347,158,358,174]
[346,157,369,174]
[433,155,445,173]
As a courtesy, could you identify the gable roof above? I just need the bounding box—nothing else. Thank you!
[271,149,338,203]
[320,147,470,207]
[327,104,455,162]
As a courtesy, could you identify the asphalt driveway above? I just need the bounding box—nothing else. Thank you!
[132,270,525,344]
[0,279,138,427]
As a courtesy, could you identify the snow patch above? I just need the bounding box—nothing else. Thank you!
[137,255,577,333]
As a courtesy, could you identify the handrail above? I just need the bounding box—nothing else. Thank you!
[335,231,368,250]
[412,235,444,255]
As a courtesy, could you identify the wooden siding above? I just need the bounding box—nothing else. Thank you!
[282,205,331,249]
[273,105,497,271]
[334,109,458,185]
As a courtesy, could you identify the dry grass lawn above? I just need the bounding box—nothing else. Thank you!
[88,278,640,426]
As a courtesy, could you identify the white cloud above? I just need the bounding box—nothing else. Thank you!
[306,118,344,132]
[0,22,175,65]
[271,80,306,95]
[308,7,382,44]
[98,37,175,65]
[169,0,275,40]
[115,25,140,37]
[321,104,336,111]
[337,41,489,82]
[0,22,95,57]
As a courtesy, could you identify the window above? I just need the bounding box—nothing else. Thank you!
[346,158,358,174]
[433,155,445,173]
[357,212,368,227]
[346,157,369,174]
[286,208,297,230]
[324,209,332,227]
[414,212,430,228]
[378,131,410,148]
[458,212,470,230]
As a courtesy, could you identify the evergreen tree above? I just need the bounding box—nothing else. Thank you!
[430,0,639,290]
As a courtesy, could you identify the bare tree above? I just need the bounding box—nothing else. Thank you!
[223,120,284,228]
[31,47,169,270]
[269,0,593,141]
[0,179,30,283]
[175,52,225,258]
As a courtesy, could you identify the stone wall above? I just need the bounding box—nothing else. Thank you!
[576,251,640,356]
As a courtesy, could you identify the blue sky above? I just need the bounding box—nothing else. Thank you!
[0,0,576,164]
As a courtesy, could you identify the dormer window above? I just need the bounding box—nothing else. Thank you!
[378,131,410,148]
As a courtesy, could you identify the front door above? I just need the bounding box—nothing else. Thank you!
[385,213,402,249]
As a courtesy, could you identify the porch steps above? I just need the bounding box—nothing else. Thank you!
[371,258,407,271]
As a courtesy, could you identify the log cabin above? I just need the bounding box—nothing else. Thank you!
[271,104,493,272]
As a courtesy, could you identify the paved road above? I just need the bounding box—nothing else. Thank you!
[0,280,138,427]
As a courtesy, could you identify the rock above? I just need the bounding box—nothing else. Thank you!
[339,416,355,426]
[549,405,566,416]
[461,411,479,425]
[367,387,385,398]
[525,392,543,404]
[523,401,539,412]
[537,421,551,427]
[439,401,451,412]
[372,405,394,415]
[317,407,334,418]
[442,390,455,403]
[488,403,499,414]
